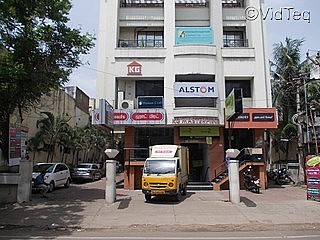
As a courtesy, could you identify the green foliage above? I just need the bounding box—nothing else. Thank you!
[0,0,94,161]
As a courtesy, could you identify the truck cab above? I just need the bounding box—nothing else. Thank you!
[142,145,189,202]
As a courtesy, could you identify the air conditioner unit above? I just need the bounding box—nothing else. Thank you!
[120,100,134,110]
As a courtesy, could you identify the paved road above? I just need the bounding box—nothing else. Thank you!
[0,174,320,235]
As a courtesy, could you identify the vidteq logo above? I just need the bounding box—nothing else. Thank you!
[245,6,311,23]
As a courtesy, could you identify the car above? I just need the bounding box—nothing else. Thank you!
[71,163,102,182]
[32,163,71,192]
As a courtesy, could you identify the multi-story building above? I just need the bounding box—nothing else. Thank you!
[96,0,277,190]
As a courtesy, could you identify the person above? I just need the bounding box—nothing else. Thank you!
[35,171,49,198]
[225,153,230,168]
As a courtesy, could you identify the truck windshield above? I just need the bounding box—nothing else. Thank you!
[143,160,176,174]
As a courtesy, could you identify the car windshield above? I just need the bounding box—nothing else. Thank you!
[143,160,176,174]
[33,164,54,173]
[76,164,91,169]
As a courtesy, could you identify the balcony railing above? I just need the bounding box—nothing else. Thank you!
[118,39,164,48]
[120,0,164,8]
[223,39,248,47]
[222,0,245,8]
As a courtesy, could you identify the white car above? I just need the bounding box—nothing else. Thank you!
[32,163,71,192]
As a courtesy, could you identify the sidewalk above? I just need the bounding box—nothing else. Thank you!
[0,175,319,232]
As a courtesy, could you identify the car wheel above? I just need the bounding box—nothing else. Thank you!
[64,178,70,188]
[48,181,55,192]
[92,174,95,182]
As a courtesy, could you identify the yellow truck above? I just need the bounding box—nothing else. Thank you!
[142,145,189,202]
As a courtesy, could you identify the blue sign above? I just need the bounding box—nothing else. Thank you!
[176,27,213,45]
[137,96,163,109]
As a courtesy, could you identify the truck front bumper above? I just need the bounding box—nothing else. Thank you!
[142,189,178,196]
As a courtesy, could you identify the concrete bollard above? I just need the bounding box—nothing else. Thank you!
[17,159,32,203]
[228,159,240,204]
[105,160,117,204]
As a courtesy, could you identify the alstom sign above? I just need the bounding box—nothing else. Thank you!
[174,82,218,98]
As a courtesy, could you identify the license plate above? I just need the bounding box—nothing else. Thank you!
[151,189,165,194]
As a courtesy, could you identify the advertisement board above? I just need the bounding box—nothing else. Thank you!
[176,27,213,45]
[306,155,320,202]
[174,82,218,98]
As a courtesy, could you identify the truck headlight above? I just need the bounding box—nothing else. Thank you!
[168,182,174,187]
[143,182,148,187]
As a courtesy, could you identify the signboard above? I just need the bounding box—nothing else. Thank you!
[114,109,166,125]
[173,117,219,125]
[8,114,28,166]
[92,99,114,129]
[225,108,278,129]
[225,88,243,121]
[127,61,142,75]
[180,127,220,137]
[252,113,275,122]
[137,96,163,109]
[234,113,250,121]
[176,27,213,45]
[306,155,320,202]
[174,82,218,98]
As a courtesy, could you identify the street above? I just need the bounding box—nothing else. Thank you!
[1,228,320,240]
[1,174,320,239]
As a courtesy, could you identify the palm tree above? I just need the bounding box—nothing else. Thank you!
[35,112,72,162]
[271,37,306,183]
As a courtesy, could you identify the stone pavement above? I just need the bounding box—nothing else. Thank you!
[0,174,319,232]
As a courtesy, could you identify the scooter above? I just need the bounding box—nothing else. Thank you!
[274,168,295,185]
[243,166,260,194]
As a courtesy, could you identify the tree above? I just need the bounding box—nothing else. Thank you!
[0,0,94,162]
[35,112,72,162]
[271,37,310,184]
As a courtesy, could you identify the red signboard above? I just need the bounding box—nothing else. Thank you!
[131,112,163,121]
[306,155,320,202]
[113,109,166,125]
[127,61,142,75]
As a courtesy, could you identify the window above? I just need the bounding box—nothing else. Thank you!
[223,31,248,47]
[225,80,252,98]
[137,31,164,47]
[136,80,163,97]
[175,98,217,108]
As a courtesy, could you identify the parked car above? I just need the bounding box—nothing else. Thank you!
[32,163,71,192]
[71,163,102,182]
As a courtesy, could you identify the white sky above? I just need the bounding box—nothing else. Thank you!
[66,0,320,98]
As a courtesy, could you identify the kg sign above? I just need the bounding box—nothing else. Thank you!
[127,61,142,75]
[174,82,218,98]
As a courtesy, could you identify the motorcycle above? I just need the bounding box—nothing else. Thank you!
[273,168,295,185]
[243,166,260,194]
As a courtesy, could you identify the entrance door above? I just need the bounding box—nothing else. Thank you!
[183,143,209,182]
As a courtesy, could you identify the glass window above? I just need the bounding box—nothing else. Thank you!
[136,80,164,97]
[143,160,176,174]
[225,80,252,98]
[175,98,217,108]
[134,128,174,160]
[223,31,247,47]
[137,31,164,47]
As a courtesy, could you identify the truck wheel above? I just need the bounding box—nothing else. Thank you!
[145,194,152,202]
[182,185,187,196]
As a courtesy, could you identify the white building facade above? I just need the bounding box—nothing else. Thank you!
[96,0,277,189]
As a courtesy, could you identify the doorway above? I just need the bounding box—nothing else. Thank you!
[183,143,209,182]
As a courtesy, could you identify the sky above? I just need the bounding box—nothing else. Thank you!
[66,0,320,98]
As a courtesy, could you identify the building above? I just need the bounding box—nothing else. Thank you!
[96,0,277,190]
[22,87,90,166]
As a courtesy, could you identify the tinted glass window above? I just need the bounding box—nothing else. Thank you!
[136,80,163,97]
[225,80,251,98]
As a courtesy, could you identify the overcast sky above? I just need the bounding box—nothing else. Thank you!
[66,0,320,98]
